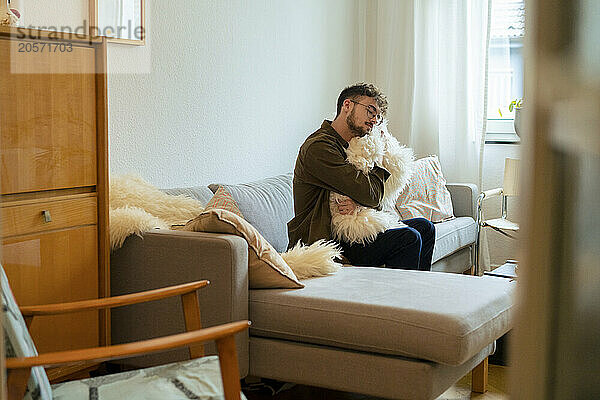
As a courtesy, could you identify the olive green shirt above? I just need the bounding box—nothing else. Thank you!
[287,120,390,248]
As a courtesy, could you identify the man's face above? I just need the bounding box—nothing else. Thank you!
[345,96,381,138]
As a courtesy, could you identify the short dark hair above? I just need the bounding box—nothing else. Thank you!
[336,83,388,117]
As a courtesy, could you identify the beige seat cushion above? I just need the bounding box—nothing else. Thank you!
[431,216,477,263]
[249,267,514,366]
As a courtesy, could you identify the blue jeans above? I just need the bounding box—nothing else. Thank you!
[340,218,435,271]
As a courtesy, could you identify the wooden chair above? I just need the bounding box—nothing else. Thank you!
[475,158,520,274]
[1,265,250,400]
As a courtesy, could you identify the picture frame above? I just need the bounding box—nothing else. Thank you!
[89,0,145,45]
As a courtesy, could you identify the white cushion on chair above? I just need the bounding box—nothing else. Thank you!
[484,218,519,231]
[51,356,247,400]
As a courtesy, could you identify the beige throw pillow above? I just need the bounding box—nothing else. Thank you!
[184,209,303,289]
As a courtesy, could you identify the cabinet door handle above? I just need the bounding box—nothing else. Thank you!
[42,210,52,223]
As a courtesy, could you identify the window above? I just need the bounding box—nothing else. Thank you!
[486,0,525,143]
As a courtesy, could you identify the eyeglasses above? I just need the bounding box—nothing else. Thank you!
[349,100,383,125]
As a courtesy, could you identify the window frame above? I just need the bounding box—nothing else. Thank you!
[485,0,524,144]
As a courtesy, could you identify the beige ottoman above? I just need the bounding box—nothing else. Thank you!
[248,267,514,399]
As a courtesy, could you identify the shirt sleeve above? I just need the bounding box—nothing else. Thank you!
[301,139,389,209]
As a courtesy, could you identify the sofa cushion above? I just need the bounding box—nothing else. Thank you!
[184,209,303,289]
[395,156,454,222]
[162,186,215,206]
[208,174,293,253]
[431,216,477,264]
[205,186,245,218]
[249,268,513,366]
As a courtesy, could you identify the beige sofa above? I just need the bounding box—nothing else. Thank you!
[110,174,513,399]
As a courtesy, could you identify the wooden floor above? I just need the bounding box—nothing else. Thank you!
[243,364,508,400]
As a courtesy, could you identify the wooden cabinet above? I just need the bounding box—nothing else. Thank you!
[0,28,109,352]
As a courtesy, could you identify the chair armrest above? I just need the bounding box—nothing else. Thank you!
[476,188,506,228]
[446,183,479,218]
[20,280,209,317]
[110,229,249,374]
[481,188,503,199]
[6,320,250,369]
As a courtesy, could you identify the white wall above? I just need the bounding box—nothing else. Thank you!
[16,0,519,265]
[108,0,360,187]
[18,0,359,187]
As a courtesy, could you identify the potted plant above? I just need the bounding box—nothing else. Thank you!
[509,98,523,137]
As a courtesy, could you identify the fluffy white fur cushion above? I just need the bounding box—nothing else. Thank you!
[330,121,414,245]
[110,174,205,225]
[110,175,342,280]
[110,206,168,251]
[282,240,342,279]
[109,174,205,251]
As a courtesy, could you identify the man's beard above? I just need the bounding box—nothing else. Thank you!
[346,108,370,138]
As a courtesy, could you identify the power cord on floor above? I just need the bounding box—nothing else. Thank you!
[242,378,296,396]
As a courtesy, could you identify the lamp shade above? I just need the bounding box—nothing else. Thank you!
[503,158,520,196]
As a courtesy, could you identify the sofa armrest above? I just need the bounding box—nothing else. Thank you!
[110,229,249,376]
[446,183,479,219]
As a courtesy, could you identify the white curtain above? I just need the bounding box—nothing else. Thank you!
[357,0,491,268]
[357,0,490,187]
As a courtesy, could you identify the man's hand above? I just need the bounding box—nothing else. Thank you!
[337,198,358,215]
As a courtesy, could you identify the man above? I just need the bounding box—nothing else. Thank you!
[287,83,435,271]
